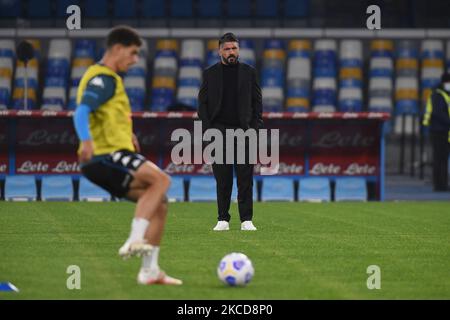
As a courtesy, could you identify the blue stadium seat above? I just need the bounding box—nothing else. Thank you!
[283,0,309,18]
[113,0,137,18]
[227,0,251,17]
[299,177,331,202]
[0,0,20,18]
[170,0,193,17]
[189,177,216,201]
[41,176,74,201]
[0,88,10,108]
[335,177,367,202]
[198,0,222,17]
[142,0,166,17]
[84,0,109,18]
[56,0,81,17]
[28,0,52,18]
[5,175,37,201]
[261,177,294,201]
[79,177,111,201]
[167,176,185,202]
[256,0,278,18]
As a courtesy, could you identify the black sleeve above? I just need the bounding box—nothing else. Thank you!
[80,74,116,111]
[431,93,450,127]
[198,69,210,129]
[250,68,263,129]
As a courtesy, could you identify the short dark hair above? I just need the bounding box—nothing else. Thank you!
[106,26,142,49]
[219,32,239,47]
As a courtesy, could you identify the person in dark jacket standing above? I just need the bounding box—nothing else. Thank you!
[198,32,263,231]
[423,72,450,191]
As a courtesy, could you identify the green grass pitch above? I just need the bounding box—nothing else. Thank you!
[0,201,449,299]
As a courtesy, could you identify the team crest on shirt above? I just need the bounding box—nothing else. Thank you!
[90,76,105,88]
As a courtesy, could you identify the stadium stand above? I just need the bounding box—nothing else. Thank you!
[78,176,111,201]
[12,39,40,110]
[167,176,185,202]
[261,177,295,201]
[368,40,394,113]
[4,175,37,201]
[334,177,367,202]
[41,175,74,201]
[261,39,285,111]
[150,39,178,111]
[286,40,311,112]
[188,176,217,201]
[298,177,331,202]
[312,39,337,112]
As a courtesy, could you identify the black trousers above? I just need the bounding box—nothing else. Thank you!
[430,131,449,191]
[210,123,254,222]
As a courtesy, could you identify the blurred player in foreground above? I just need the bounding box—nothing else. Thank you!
[73,26,182,285]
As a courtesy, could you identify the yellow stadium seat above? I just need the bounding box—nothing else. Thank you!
[13,88,37,101]
[371,40,394,51]
[422,88,432,102]
[73,58,94,68]
[288,40,312,51]
[152,76,176,90]
[422,59,444,68]
[17,58,38,68]
[286,97,310,108]
[396,58,418,70]
[339,68,362,80]
[0,68,12,79]
[263,49,286,60]
[207,39,218,51]
[156,39,179,52]
[395,89,418,100]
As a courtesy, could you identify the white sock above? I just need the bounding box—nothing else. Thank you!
[127,218,150,243]
[142,246,160,271]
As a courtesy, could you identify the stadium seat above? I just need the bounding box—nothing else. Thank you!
[256,0,279,18]
[5,175,37,201]
[27,0,52,18]
[41,176,74,201]
[189,176,216,201]
[283,0,309,17]
[113,0,137,18]
[299,177,330,202]
[0,0,20,18]
[56,0,81,17]
[261,177,294,201]
[167,176,185,202]
[84,0,109,18]
[142,0,166,18]
[227,0,251,17]
[198,0,222,17]
[78,177,111,201]
[334,177,367,202]
[170,0,193,17]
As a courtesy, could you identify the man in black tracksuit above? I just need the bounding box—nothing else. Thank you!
[198,33,263,231]
[423,73,450,191]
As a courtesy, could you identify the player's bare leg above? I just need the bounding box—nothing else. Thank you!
[137,199,182,285]
[118,161,182,285]
[118,161,170,259]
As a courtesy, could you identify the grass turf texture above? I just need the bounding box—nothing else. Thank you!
[0,202,449,299]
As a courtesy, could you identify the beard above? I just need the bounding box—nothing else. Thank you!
[224,55,238,65]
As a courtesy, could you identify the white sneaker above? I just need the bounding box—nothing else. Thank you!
[213,221,230,231]
[118,240,153,259]
[241,221,257,231]
[137,268,183,286]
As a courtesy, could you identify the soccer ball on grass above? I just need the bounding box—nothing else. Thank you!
[217,252,254,286]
